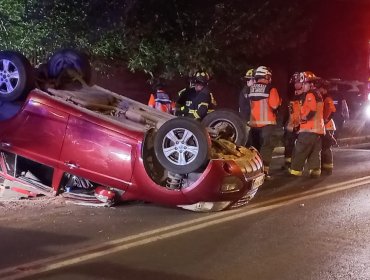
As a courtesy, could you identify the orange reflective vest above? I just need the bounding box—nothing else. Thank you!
[148,90,175,113]
[248,83,281,127]
[286,99,302,132]
[299,91,324,135]
[323,95,336,131]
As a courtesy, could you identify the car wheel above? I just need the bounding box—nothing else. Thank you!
[0,51,34,101]
[202,109,247,145]
[154,118,210,174]
[47,49,92,84]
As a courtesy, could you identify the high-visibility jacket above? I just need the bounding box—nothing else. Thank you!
[286,95,302,132]
[148,90,175,114]
[299,91,324,135]
[248,82,281,127]
[323,94,336,131]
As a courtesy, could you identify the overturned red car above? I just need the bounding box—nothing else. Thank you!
[0,49,264,211]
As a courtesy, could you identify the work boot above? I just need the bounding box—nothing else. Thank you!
[264,172,273,181]
[281,158,291,170]
[322,168,333,176]
[264,166,273,181]
[288,168,302,177]
[281,162,290,170]
[309,168,321,178]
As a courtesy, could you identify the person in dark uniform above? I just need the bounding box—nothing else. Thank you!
[175,71,216,120]
[239,68,255,122]
[330,89,349,140]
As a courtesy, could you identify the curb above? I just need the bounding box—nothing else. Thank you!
[337,135,370,146]
[273,135,370,155]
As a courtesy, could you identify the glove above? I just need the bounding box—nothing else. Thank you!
[175,106,188,117]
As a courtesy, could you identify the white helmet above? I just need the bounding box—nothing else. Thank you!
[255,66,272,79]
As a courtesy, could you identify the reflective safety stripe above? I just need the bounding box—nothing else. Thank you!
[322,163,334,169]
[189,109,200,119]
[289,168,302,176]
[250,98,277,126]
[198,102,209,108]
[300,96,324,134]
[309,169,321,176]
[249,92,270,98]
[250,120,276,125]
[285,157,292,163]
[249,84,280,128]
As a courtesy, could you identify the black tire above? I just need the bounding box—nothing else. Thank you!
[202,109,247,145]
[47,49,92,84]
[154,118,210,174]
[0,51,34,101]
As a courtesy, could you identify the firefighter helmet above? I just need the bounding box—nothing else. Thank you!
[299,71,319,83]
[244,68,255,80]
[255,66,272,79]
[193,71,210,85]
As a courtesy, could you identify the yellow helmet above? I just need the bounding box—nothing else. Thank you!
[244,68,255,80]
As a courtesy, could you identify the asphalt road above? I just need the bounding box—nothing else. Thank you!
[1,146,370,280]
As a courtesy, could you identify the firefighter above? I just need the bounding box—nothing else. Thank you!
[247,66,281,179]
[239,68,255,122]
[330,89,349,140]
[282,72,305,169]
[147,80,175,114]
[318,78,337,175]
[175,71,216,120]
[289,71,325,178]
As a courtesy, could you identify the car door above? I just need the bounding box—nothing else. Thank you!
[0,99,69,168]
[59,115,135,189]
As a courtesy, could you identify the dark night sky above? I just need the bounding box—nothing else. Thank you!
[305,0,369,81]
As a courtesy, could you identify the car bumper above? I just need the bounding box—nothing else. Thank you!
[179,158,264,211]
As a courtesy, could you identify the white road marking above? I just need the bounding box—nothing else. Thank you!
[2,175,370,279]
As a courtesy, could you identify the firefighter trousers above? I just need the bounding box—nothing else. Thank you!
[248,125,276,167]
[290,132,322,175]
[284,130,298,165]
[322,130,335,170]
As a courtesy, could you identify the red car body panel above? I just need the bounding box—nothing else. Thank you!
[0,89,264,210]
[60,115,136,189]
[0,99,68,169]
[130,158,256,206]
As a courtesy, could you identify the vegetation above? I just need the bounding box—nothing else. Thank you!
[0,0,318,79]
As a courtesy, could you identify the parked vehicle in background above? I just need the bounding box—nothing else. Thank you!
[327,78,369,137]
[328,79,367,119]
[0,49,264,212]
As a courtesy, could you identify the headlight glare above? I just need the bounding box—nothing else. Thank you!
[365,104,370,118]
